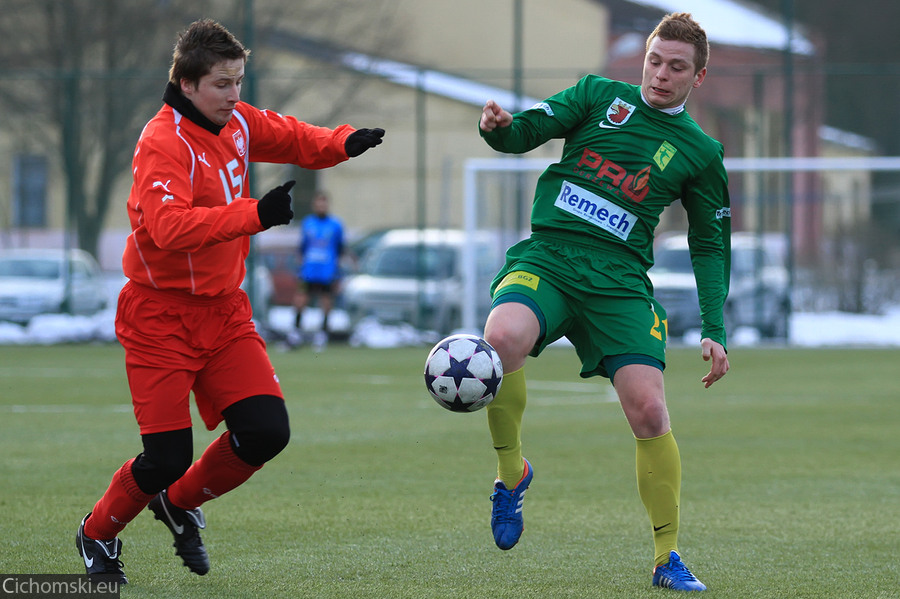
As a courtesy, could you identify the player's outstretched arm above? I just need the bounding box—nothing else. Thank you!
[480,100,513,132]
[700,337,729,388]
[344,128,385,157]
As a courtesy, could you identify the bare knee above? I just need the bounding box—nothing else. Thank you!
[612,364,670,438]
[485,327,529,367]
[623,396,670,438]
[484,303,540,371]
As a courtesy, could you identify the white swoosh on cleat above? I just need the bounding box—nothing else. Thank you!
[80,539,94,568]
[161,502,184,535]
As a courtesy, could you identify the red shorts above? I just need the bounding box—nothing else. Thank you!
[115,282,283,435]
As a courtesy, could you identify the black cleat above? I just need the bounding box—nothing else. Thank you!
[148,489,210,575]
[76,514,127,585]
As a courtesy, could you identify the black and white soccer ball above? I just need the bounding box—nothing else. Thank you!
[424,334,503,412]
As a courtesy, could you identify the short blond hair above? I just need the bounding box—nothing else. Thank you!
[646,12,709,73]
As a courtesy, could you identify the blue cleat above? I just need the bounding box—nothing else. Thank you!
[652,551,707,591]
[490,458,533,550]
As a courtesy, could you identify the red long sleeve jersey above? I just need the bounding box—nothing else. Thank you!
[123,101,354,297]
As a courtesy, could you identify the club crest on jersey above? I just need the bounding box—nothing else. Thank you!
[232,129,246,156]
[606,97,636,126]
[653,141,678,171]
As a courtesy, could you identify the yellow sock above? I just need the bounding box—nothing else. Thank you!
[635,430,682,565]
[486,367,527,487]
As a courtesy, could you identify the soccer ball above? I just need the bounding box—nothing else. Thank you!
[424,334,503,412]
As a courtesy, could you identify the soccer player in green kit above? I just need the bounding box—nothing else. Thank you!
[478,12,729,592]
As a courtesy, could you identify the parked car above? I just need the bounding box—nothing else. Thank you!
[342,228,505,334]
[252,228,388,307]
[347,227,393,265]
[649,232,790,339]
[0,248,108,324]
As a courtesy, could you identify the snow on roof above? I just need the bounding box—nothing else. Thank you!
[340,52,539,111]
[627,0,815,55]
[265,27,541,110]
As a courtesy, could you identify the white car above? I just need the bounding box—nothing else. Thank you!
[649,232,790,339]
[342,229,505,334]
[0,248,108,324]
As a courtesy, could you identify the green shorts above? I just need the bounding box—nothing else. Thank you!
[491,235,667,379]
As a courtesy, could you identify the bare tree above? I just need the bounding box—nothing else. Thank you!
[1,0,190,257]
[0,0,401,258]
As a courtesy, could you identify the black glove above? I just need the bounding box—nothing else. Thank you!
[345,128,385,157]
[257,180,296,229]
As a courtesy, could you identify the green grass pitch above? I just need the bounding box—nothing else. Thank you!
[1,343,898,598]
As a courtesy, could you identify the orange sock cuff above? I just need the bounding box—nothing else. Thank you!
[167,432,262,510]
[84,458,154,540]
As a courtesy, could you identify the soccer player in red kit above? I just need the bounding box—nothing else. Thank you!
[75,19,384,584]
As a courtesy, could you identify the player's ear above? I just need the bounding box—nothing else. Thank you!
[693,67,707,88]
[179,78,197,96]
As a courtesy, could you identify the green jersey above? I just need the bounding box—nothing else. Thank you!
[481,74,731,345]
